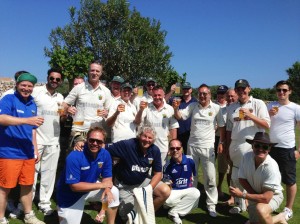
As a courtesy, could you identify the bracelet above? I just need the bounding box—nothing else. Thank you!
[242,192,247,199]
[219,141,225,145]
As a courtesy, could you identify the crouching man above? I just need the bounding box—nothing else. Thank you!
[229,132,287,224]
[56,127,119,224]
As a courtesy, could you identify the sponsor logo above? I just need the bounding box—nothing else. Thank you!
[98,162,103,168]
[81,166,90,170]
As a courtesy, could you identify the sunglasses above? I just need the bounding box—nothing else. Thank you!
[170,147,181,152]
[253,143,270,151]
[276,88,289,93]
[147,83,155,87]
[88,138,104,145]
[198,92,209,96]
[49,77,61,82]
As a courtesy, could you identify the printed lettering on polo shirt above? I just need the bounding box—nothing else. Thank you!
[194,118,209,126]
[81,166,90,170]
[131,165,149,173]
[175,178,188,187]
[17,109,25,114]
[40,110,59,116]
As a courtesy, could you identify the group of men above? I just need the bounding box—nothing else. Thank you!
[0,59,299,224]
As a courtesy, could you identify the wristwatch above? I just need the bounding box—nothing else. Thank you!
[242,192,247,199]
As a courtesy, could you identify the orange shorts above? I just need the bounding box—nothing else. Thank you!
[0,159,35,188]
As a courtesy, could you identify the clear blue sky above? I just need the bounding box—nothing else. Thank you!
[1,0,299,89]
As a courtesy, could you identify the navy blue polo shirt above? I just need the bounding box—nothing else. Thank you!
[106,138,162,185]
[56,145,112,208]
[168,96,198,135]
[164,154,196,190]
[0,92,37,159]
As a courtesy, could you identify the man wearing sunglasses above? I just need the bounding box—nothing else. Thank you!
[56,127,119,224]
[132,77,157,110]
[229,132,286,224]
[267,80,300,221]
[226,79,270,214]
[24,68,64,216]
[163,139,200,224]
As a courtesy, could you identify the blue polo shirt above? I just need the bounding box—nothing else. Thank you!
[163,154,196,190]
[168,96,198,135]
[56,145,112,208]
[106,138,162,185]
[0,92,37,159]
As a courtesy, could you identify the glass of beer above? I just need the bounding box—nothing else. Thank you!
[239,109,244,120]
[97,104,104,116]
[174,97,181,107]
[175,83,181,95]
[57,103,64,116]
[272,105,279,113]
[73,109,84,125]
[119,103,125,112]
[137,86,144,97]
[101,196,108,210]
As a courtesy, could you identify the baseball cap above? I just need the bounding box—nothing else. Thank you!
[111,76,124,83]
[182,82,192,89]
[121,83,133,90]
[146,77,156,83]
[16,73,37,85]
[235,79,250,88]
[217,85,229,94]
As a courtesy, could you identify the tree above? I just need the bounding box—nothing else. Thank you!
[44,0,182,90]
[286,61,300,103]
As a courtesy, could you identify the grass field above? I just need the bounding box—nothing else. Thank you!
[6,142,300,224]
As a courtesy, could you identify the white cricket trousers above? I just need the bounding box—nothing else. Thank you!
[188,144,218,207]
[229,140,252,211]
[164,187,200,216]
[33,144,60,209]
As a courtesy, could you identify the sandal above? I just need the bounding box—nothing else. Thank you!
[95,210,106,223]
[229,206,242,214]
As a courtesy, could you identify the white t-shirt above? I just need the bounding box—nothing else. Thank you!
[180,101,225,147]
[268,101,300,148]
[108,98,137,143]
[32,85,64,145]
[226,96,270,141]
[239,151,283,195]
[64,81,112,132]
[141,102,179,153]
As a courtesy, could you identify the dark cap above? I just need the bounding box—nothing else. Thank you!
[182,82,192,89]
[111,76,124,83]
[146,77,156,83]
[246,132,277,146]
[217,85,228,94]
[121,82,132,90]
[235,79,250,88]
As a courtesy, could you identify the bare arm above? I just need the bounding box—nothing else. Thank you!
[70,177,113,192]
[164,84,176,102]
[106,107,121,127]
[169,128,177,140]
[0,114,44,127]
[134,102,147,125]
[149,171,162,189]
[242,108,269,129]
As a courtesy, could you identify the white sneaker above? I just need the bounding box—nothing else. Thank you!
[24,211,45,224]
[9,203,23,219]
[39,206,54,216]
[207,206,217,218]
[282,207,293,221]
[168,213,182,224]
[0,217,9,224]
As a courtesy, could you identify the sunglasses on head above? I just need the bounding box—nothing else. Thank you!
[253,143,270,151]
[88,138,104,145]
[276,88,289,93]
[170,147,181,152]
[49,77,61,82]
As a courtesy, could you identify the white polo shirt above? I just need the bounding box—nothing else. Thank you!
[108,98,137,143]
[180,101,225,148]
[226,96,270,141]
[141,102,179,153]
[32,85,64,145]
[268,101,300,148]
[64,81,112,132]
[239,151,283,194]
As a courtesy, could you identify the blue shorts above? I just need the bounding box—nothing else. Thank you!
[269,147,296,185]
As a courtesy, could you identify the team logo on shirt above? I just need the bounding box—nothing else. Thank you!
[31,110,36,115]
[98,95,103,100]
[162,114,167,118]
[148,158,153,165]
[98,162,104,168]
[171,169,178,173]
[208,111,213,116]
[67,174,76,181]
[184,165,187,171]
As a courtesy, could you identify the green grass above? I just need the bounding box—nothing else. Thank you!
[6,130,300,224]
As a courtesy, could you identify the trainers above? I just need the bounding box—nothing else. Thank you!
[0,217,9,224]
[9,203,23,219]
[24,211,45,224]
[39,207,54,216]
[168,213,182,224]
[282,207,293,221]
[207,206,217,218]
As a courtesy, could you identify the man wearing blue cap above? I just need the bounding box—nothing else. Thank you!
[0,73,45,224]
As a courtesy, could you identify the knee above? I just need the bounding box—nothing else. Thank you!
[155,183,171,200]
[255,203,269,218]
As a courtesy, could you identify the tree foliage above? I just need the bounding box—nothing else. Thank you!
[286,61,300,103]
[44,0,182,90]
